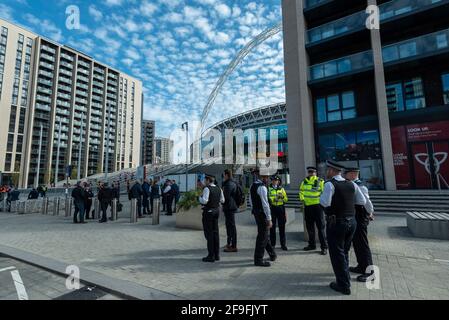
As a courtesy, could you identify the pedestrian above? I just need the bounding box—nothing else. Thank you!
[222,169,239,253]
[98,182,114,223]
[150,179,161,215]
[28,188,39,200]
[163,180,174,216]
[161,180,168,212]
[142,179,151,215]
[72,181,87,224]
[299,166,328,255]
[6,186,20,212]
[171,180,180,212]
[320,160,366,295]
[268,176,289,251]
[344,167,375,283]
[199,174,225,263]
[129,180,143,218]
[84,183,94,220]
[250,169,277,267]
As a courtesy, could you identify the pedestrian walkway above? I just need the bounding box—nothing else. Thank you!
[0,210,448,300]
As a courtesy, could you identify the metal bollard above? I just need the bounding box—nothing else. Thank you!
[94,198,100,220]
[130,199,137,223]
[41,197,49,215]
[152,198,160,225]
[65,198,73,217]
[53,198,60,216]
[112,199,118,221]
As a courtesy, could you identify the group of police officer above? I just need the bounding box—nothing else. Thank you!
[198,160,374,295]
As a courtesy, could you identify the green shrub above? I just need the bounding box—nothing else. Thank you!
[177,189,202,212]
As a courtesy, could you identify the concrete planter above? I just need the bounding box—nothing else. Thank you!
[176,206,203,231]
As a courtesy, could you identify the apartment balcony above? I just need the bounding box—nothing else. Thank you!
[58,77,72,87]
[307,0,449,46]
[36,95,53,104]
[108,73,118,80]
[41,45,56,54]
[107,93,117,99]
[39,61,55,70]
[76,97,88,105]
[38,78,53,87]
[40,53,56,62]
[56,100,71,108]
[77,75,89,83]
[78,60,91,68]
[383,27,449,66]
[91,117,102,124]
[60,61,73,69]
[58,92,71,101]
[60,52,74,62]
[35,103,51,112]
[76,90,88,98]
[59,69,73,77]
[92,88,104,95]
[38,70,54,79]
[91,109,103,117]
[309,50,373,82]
[94,67,105,74]
[56,109,71,117]
[93,73,104,81]
[58,84,72,93]
[37,87,53,96]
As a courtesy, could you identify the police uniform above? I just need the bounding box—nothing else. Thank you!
[344,167,375,283]
[250,173,277,267]
[299,167,328,254]
[320,161,367,295]
[268,177,289,250]
[199,175,225,263]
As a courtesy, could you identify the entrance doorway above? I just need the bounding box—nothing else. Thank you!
[411,141,449,189]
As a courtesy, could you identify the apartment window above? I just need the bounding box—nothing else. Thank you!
[386,77,426,112]
[315,91,356,123]
[5,153,12,172]
[18,108,26,134]
[1,27,7,36]
[7,134,14,152]
[9,106,17,133]
[14,154,21,172]
[16,135,23,153]
[442,73,449,104]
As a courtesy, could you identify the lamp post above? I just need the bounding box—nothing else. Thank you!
[182,122,189,192]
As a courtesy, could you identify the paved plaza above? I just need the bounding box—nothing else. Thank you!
[0,206,448,300]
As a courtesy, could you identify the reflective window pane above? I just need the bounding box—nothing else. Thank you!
[327,95,340,111]
[342,91,355,109]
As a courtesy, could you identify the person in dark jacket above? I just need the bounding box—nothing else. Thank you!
[142,179,151,215]
[7,187,20,212]
[72,182,87,224]
[98,182,114,223]
[163,180,174,216]
[222,170,239,253]
[129,180,144,218]
[84,183,94,220]
[28,188,40,200]
[171,180,180,212]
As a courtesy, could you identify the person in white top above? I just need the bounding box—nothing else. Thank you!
[343,166,376,283]
[320,160,366,296]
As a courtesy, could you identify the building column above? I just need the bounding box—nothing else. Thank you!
[282,0,315,188]
[368,0,397,191]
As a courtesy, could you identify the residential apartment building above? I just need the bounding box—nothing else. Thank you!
[283,0,449,190]
[0,18,143,187]
[141,120,155,165]
[154,137,174,165]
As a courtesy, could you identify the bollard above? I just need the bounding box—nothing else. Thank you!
[42,197,49,215]
[94,198,100,220]
[17,201,25,215]
[2,199,6,213]
[112,199,118,221]
[152,198,160,225]
[130,199,137,223]
[65,198,73,217]
[53,198,60,216]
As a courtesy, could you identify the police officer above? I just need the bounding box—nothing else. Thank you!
[269,176,289,251]
[299,166,328,255]
[344,167,375,283]
[320,160,366,295]
[250,169,277,267]
[199,175,225,263]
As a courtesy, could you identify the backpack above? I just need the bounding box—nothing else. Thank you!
[234,183,246,207]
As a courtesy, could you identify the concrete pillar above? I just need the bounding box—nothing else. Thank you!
[368,0,397,191]
[282,0,316,188]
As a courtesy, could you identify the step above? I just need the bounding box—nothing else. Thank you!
[374,207,447,213]
[372,200,449,205]
[371,196,449,201]
[372,203,449,209]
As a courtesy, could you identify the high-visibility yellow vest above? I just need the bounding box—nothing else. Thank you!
[269,186,288,206]
[299,176,324,207]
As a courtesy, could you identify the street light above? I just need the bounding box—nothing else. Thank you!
[182,122,189,192]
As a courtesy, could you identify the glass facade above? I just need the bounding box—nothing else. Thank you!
[317,130,384,189]
[315,91,356,123]
[442,73,449,104]
[386,77,426,112]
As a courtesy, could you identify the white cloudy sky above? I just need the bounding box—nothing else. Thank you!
[1,0,286,137]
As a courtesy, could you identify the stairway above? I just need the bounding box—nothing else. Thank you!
[283,189,449,216]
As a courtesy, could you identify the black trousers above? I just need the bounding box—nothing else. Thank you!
[100,201,110,222]
[143,197,150,215]
[166,195,173,215]
[353,212,373,272]
[305,204,328,250]
[224,210,237,248]
[136,198,142,217]
[254,211,276,263]
[202,210,220,259]
[85,200,92,219]
[270,206,286,248]
[327,217,357,289]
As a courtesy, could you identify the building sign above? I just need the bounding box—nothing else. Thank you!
[405,121,449,142]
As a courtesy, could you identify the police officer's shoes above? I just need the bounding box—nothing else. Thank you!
[303,246,316,251]
[255,261,271,267]
[357,273,374,283]
[281,246,288,251]
[321,249,328,255]
[330,282,351,295]
[202,256,215,263]
[269,254,277,262]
